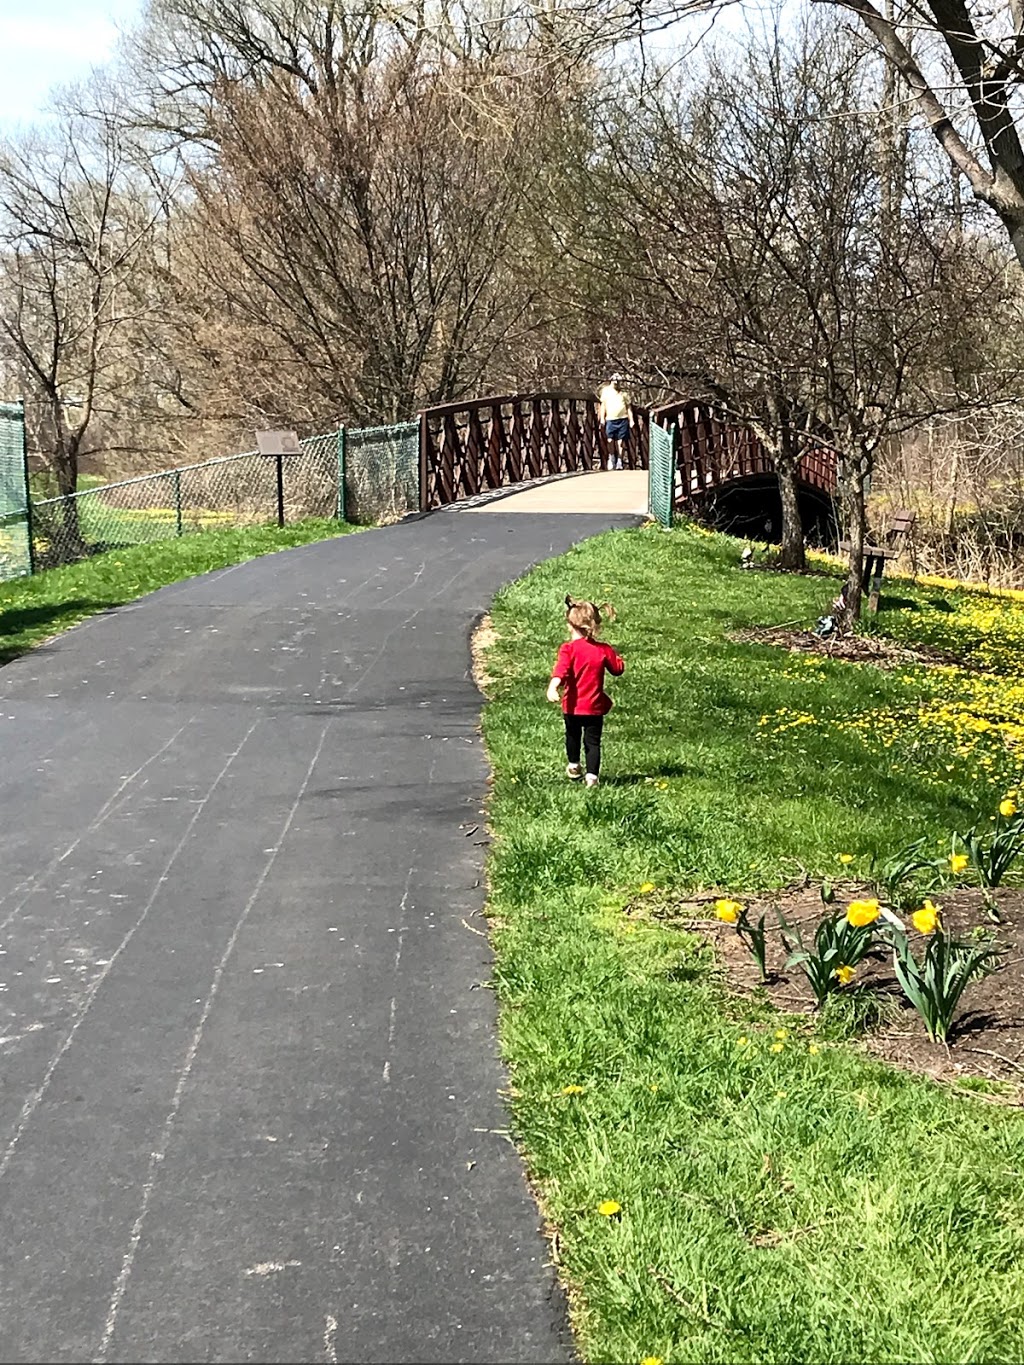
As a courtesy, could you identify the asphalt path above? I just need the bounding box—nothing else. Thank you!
[0,510,638,1364]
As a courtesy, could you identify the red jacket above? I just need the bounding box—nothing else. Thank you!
[552,637,625,715]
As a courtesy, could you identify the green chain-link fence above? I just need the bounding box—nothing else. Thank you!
[0,401,32,582]
[31,432,344,570]
[342,422,420,523]
[648,422,674,528]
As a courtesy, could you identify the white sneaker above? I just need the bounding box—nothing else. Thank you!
[566,763,582,780]
[585,773,600,787]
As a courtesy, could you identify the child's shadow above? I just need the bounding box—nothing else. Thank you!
[602,763,697,787]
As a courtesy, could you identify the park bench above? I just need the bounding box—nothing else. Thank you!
[840,509,916,613]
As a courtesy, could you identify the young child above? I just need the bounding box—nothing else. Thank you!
[546,595,625,787]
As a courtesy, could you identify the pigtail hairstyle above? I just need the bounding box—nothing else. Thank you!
[564,594,616,640]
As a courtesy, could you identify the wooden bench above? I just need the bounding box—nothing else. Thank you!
[839,509,916,613]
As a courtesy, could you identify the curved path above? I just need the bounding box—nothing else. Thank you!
[0,509,638,1364]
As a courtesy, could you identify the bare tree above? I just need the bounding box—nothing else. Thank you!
[0,104,170,546]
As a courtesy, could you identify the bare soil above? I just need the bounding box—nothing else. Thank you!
[632,883,1024,1094]
[729,624,962,670]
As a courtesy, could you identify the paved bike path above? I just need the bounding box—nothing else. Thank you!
[0,512,638,1364]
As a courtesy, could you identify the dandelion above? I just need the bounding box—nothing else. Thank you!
[999,798,1018,818]
[638,882,656,895]
[714,898,743,923]
[837,853,855,865]
[560,1085,585,1095]
[846,898,880,927]
[597,1200,622,1217]
[912,901,941,935]
[950,852,969,875]
[834,965,856,985]
[770,1041,784,1054]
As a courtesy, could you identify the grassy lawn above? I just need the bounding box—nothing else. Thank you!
[482,523,1024,1364]
[0,517,354,665]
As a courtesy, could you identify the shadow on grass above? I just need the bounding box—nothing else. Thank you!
[0,600,119,666]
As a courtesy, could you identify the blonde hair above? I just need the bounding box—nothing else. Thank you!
[565,595,615,640]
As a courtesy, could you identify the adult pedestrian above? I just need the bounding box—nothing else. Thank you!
[598,373,631,470]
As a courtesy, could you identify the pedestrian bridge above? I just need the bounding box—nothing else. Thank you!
[418,393,838,541]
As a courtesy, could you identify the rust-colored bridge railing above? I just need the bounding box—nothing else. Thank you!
[417,392,837,512]
[650,400,837,506]
[418,392,647,510]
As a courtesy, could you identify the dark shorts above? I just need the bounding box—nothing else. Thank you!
[605,418,630,442]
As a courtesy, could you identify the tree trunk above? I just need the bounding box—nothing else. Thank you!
[776,456,806,571]
[52,424,84,563]
[841,464,867,625]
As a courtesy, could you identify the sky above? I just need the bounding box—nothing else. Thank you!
[0,0,142,129]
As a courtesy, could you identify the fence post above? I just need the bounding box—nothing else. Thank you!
[418,411,429,512]
[337,427,347,521]
[19,401,36,575]
[174,469,183,536]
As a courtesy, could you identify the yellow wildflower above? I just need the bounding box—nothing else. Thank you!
[837,853,855,865]
[714,898,743,923]
[846,898,880,927]
[912,901,941,936]
[640,1357,664,1365]
[834,965,856,985]
[737,1036,750,1048]
[774,1028,789,1040]
[638,882,656,895]
[950,853,969,875]
[560,1085,585,1096]
[597,1200,622,1217]
[770,1041,784,1054]
[808,1043,821,1055]
[999,798,1018,818]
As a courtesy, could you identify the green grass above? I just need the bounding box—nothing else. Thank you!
[0,517,354,665]
[482,523,1024,1364]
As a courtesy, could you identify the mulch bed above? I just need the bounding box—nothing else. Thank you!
[729,624,963,670]
[630,883,1024,1094]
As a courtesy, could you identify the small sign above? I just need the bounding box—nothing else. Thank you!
[256,429,302,457]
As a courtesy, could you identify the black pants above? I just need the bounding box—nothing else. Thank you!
[564,714,604,776]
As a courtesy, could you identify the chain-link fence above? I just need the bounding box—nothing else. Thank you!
[31,433,343,569]
[648,422,674,528]
[0,401,32,582]
[342,422,420,523]
[22,418,424,572]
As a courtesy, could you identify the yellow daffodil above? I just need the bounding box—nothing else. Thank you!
[950,853,969,875]
[714,898,743,923]
[770,1041,784,1054]
[846,898,880,927]
[911,901,941,935]
[638,882,656,894]
[834,965,856,985]
[560,1084,585,1095]
[999,798,1018,818]
[597,1200,622,1217]
[837,853,854,865]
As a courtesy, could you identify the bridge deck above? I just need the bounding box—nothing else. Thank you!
[467,470,649,515]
